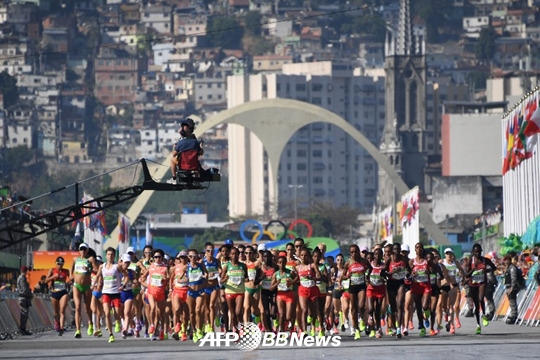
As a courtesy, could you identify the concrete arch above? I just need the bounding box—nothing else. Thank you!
[110,98,448,247]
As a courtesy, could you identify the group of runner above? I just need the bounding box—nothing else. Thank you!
[45,239,497,343]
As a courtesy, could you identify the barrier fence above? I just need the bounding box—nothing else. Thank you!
[2,279,539,339]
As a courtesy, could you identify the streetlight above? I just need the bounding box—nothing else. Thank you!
[288,185,303,231]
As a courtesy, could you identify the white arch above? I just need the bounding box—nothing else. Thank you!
[109,98,448,247]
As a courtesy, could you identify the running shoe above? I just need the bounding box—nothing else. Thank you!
[159,330,165,341]
[310,328,315,337]
[148,324,155,336]
[403,328,409,337]
[307,315,313,324]
[196,329,203,341]
[108,335,115,343]
[254,315,261,324]
[445,322,451,332]
[58,329,64,336]
[475,326,481,335]
[340,324,346,332]
[94,330,102,337]
[354,329,361,340]
[455,318,461,328]
[175,323,181,334]
[359,319,366,332]
[380,318,386,327]
[423,318,430,329]
[429,329,437,336]
[115,321,121,333]
[150,334,157,341]
[122,330,128,339]
[87,324,94,336]
[396,327,402,339]
[135,320,142,332]
[317,330,324,338]
[450,325,455,334]
[482,315,489,327]
[204,323,212,333]
[419,328,426,337]
[172,332,179,341]
[376,329,383,339]
[74,330,81,339]
[181,332,188,341]
[369,330,376,338]
[332,327,339,335]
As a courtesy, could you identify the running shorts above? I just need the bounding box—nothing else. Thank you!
[298,285,320,301]
[276,291,295,304]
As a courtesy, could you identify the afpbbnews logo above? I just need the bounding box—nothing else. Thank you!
[199,322,341,351]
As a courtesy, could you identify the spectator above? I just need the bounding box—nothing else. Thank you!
[17,266,33,335]
[503,254,520,325]
[33,275,49,294]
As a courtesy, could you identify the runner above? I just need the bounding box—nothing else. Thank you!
[271,255,298,332]
[142,249,169,340]
[438,247,465,334]
[45,256,70,336]
[186,249,208,342]
[426,249,453,336]
[331,253,346,334]
[296,247,322,336]
[202,242,221,334]
[90,255,104,337]
[71,243,98,339]
[126,249,143,337]
[313,247,329,337]
[366,248,388,338]
[170,250,189,341]
[221,246,247,332]
[119,253,137,339]
[217,244,231,332]
[318,243,334,333]
[285,242,299,331]
[95,247,126,343]
[343,244,371,340]
[385,242,410,338]
[137,245,153,337]
[464,243,497,334]
[244,246,262,324]
[259,250,277,332]
[410,243,431,337]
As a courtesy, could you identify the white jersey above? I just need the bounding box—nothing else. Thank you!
[102,263,122,294]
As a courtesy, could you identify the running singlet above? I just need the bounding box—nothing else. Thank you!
[469,258,486,286]
[261,266,275,290]
[203,258,219,281]
[225,263,246,294]
[316,263,327,293]
[246,263,257,282]
[412,259,429,284]
[389,260,407,281]
[276,270,293,292]
[102,264,122,294]
[187,264,204,286]
[74,258,92,275]
[348,262,366,286]
[297,265,315,288]
[369,263,384,287]
[442,260,458,279]
[173,266,188,289]
[148,263,168,290]
[122,270,134,291]
[51,268,69,292]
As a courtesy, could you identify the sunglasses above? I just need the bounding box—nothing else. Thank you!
[153,255,162,259]
[206,249,213,252]
[188,255,196,258]
[245,251,253,254]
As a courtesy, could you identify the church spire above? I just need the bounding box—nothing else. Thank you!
[396,0,412,55]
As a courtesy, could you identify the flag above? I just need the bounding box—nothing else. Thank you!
[118,212,130,244]
[523,106,540,137]
[379,206,393,243]
[400,187,420,255]
[145,219,153,246]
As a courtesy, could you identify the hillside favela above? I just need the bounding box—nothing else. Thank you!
[1,0,540,352]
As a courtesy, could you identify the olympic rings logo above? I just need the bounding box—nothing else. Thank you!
[239,219,313,243]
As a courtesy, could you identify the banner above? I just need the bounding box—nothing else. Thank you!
[379,206,393,243]
[118,212,130,255]
[400,186,419,253]
[145,219,153,247]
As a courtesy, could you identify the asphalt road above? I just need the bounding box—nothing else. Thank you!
[1,317,540,360]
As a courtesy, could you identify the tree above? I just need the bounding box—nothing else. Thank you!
[207,17,243,49]
[0,71,19,108]
[475,28,497,63]
[243,11,262,37]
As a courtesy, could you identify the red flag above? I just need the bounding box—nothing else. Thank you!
[523,106,540,137]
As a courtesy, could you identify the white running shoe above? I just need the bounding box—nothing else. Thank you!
[166,178,177,184]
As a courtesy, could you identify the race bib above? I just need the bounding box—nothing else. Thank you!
[415,270,428,283]
[300,278,314,287]
[150,274,162,287]
[261,279,272,290]
[248,268,256,281]
[392,268,406,280]
[74,263,88,274]
[189,270,203,282]
[53,281,66,291]
[370,275,382,286]
[350,273,365,285]
[103,275,115,290]
[471,270,484,284]
[342,279,350,289]
[278,281,289,291]
[229,276,242,285]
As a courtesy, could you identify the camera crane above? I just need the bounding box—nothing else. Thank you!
[0,158,220,251]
